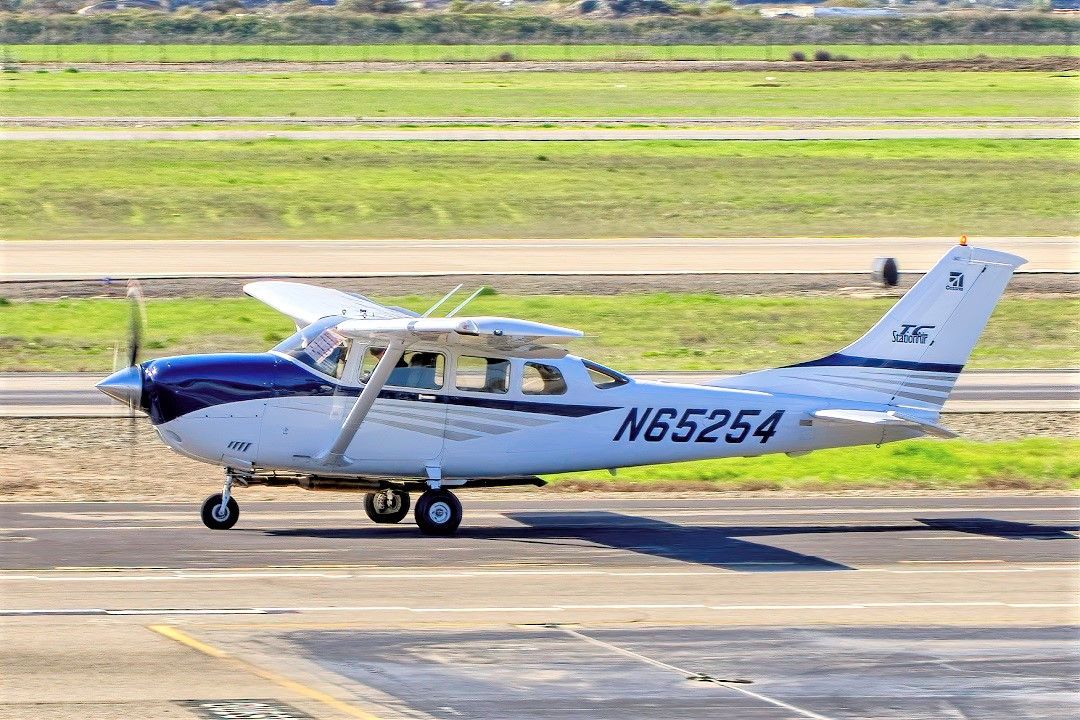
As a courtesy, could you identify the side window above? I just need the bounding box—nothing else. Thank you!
[456,356,510,394]
[522,362,567,395]
[362,348,444,390]
[583,360,629,390]
[287,327,351,379]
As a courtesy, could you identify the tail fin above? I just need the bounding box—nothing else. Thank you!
[720,244,1025,412]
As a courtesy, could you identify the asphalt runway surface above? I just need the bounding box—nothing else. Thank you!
[6,237,1076,278]
[1,496,1077,719]
[2,370,1076,417]
[5,127,1080,141]
[2,115,1073,128]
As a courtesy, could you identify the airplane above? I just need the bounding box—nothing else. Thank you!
[96,241,1023,535]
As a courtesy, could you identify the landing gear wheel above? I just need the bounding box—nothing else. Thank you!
[201,493,239,530]
[364,488,411,524]
[414,489,462,536]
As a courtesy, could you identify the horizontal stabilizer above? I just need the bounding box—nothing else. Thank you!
[812,408,958,439]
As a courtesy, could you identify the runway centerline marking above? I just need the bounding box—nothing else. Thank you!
[551,625,836,720]
[6,600,1077,617]
[1,564,1074,582]
[149,624,383,720]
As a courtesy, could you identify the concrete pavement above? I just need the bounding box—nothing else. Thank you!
[1,496,1077,719]
[2,115,1074,127]
[5,237,1077,279]
[5,127,1080,141]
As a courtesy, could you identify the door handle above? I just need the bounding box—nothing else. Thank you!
[417,394,437,401]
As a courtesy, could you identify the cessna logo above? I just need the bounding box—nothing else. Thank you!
[947,271,964,291]
[892,324,935,344]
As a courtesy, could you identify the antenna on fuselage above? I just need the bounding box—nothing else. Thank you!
[421,283,464,318]
[445,287,486,318]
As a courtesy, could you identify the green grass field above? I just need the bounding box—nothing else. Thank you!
[4,70,1078,118]
[3,295,1075,372]
[2,139,1076,240]
[5,43,1078,64]
[548,438,1080,490]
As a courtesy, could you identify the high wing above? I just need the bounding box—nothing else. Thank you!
[335,315,583,355]
[244,280,418,327]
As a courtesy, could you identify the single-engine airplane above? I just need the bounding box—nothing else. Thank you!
[97,242,1023,535]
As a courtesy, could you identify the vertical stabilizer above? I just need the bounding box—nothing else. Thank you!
[718,244,1025,411]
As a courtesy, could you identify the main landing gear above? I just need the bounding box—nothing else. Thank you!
[364,488,411,524]
[413,488,463,536]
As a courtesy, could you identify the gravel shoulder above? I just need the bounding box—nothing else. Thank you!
[4,272,1077,301]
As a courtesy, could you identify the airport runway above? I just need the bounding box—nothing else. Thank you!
[3,115,1074,127]
[4,127,1079,141]
[1,370,1076,417]
[1,496,1077,719]
[5,237,1077,279]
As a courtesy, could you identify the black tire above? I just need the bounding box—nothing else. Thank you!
[201,493,239,530]
[414,489,462,536]
[364,489,411,524]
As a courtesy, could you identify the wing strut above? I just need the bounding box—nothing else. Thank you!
[316,338,406,466]
[421,284,464,318]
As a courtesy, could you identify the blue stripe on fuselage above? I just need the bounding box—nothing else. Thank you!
[142,353,619,425]
[785,353,963,374]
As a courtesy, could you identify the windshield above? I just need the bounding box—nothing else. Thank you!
[273,317,351,378]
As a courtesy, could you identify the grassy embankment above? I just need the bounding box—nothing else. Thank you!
[2,140,1077,240]
[2,295,1076,373]
[547,439,1080,491]
[6,44,1079,64]
[3,71,1077,117]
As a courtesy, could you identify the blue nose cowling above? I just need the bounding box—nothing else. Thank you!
[96,365,143,410]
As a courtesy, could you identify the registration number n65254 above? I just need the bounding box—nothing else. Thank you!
[612,408,784,444]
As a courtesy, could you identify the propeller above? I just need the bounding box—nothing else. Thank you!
[125,280,147,369]
[99,280,147,411]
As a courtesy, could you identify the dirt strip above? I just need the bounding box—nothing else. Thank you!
[12,57,1079,73]
[0,413,1074,502]
[3,272,1077,301]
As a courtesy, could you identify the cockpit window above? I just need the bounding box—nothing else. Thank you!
[582,360,629,389]
[273,318,351,379]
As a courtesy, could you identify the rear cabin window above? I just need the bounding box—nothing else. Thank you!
[362,348,445,390]
[456,356,510,394]
[583,360,629,389]
[522,362,567,395]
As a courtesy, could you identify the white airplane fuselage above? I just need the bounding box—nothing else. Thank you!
[148,349,916,481]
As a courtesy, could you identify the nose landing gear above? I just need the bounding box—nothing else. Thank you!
[201,470,240,530]
[201,493,239,530]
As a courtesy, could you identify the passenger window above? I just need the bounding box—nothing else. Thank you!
[583,360,629,389]
[456,356,510,394]
[362,348,444,390]
[522,362,567,395]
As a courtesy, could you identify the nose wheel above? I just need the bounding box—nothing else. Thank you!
[414,489,462,536]
[364,488,411,524]
[201,492,239,530]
